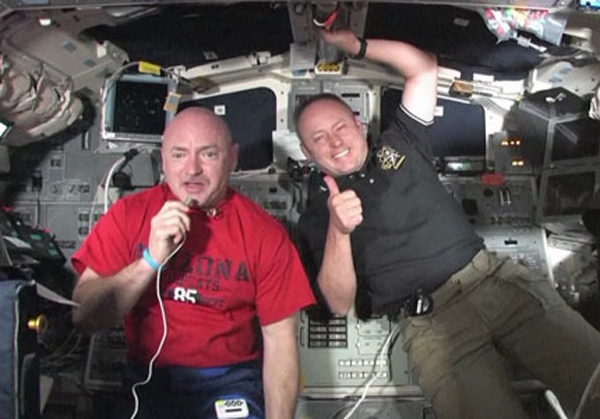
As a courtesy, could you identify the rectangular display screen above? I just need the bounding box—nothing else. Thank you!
[550,118,600,162]
[112,80,169,135]
[543,172,595,217]
[102,74,175,143]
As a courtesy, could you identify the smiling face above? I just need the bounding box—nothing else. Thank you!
[161,108,238,209]
[297,99,368,177]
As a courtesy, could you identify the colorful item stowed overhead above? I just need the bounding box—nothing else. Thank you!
[480,7,567,46]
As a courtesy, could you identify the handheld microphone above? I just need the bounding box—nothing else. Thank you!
[184,196,197,208]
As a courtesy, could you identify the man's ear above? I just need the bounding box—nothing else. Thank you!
[300,142,311,161]
[354,115,363,131]
[160,149,166,175]
[230,143,239,171]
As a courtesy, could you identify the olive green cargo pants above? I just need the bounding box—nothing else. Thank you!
[401,250,600,419]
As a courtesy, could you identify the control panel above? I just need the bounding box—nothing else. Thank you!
[441,175,552,280]
[289,80,371,132]
[441,175,536,226]
[230,173,301,225]
[298,308,413,397]
[83,328,127,392]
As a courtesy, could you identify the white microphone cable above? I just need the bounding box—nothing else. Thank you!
[342,322,401,419]
[128,236,186,419]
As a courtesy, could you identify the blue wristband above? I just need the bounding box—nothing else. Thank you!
[143,248,160,270]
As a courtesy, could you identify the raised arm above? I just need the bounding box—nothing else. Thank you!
[322,29,438,122]
[316,175,361,315]
[72,200,190,333]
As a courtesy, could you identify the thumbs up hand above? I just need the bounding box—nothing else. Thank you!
[323,175,363,235]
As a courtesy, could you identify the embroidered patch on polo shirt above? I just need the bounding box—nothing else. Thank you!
[377,145,406,170]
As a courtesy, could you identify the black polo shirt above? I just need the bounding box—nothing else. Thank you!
[299,105,483,317]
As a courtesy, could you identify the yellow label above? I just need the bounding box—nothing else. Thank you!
[138,61,161,76]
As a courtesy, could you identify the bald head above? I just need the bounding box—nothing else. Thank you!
[163,107,233,149]
[161,107,238,209]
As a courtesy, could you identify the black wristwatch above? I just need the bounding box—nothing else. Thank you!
[351,37,368,60]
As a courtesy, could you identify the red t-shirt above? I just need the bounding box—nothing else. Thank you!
[72,184,315,367]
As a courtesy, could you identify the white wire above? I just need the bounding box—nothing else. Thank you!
[574,361,600,419]
[90,147,155,232]
[342,322,401,419]
[128,237,187,419]
[100,61,141,105]
[88,162,116,232]
[543,360,600,419]
[544,390,568,419]
[103,156,127,214]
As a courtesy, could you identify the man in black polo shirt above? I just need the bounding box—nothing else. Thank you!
[296,29,600,419]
